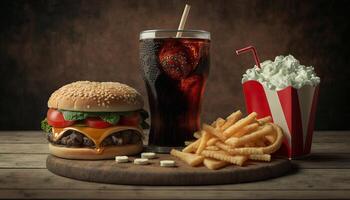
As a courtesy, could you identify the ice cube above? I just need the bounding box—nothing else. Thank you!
[158,40,193,80]
[181,39,204,69]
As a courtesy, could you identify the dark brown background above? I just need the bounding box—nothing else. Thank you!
[0,0,349,130]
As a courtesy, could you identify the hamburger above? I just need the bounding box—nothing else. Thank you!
[41,81,149,160]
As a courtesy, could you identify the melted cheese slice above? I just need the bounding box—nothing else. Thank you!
[51,126,143,153]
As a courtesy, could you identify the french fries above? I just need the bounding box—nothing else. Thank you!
[201,150,247,166]
[265,134,276,144]
[207,138,219,146]
[196,130,211,154]
[203,158,229,170]
[182,139,200,153]
[261,124,284,154]
[220,110,242,130]
[202,123,226,141]
[170,149,204,167]
[172,110,284,170]
[231,122,259,137]
[249,154,271,162]
[223,112,258,138]
[225,124,274,148]
[258,116,272,124]
[215,118,226,128]
[215,141,264,155]
[205,146,220,151]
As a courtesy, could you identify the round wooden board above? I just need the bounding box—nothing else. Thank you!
[47,154,291,186]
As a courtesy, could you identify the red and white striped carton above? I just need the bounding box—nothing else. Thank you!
[243,80,319,159]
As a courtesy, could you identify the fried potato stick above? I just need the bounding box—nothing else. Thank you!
[215,141,264,155]
[201,150,248,166]
[244,142,256,147]
[223,112,257,138]
[205,146,220,151]
[211,119,217,127]
[182,138,200,153]
[231,122,259,137]
[221,110,242,131]
[215,118,226,129]
[211,117,226,128]
[207,137,219,146]
[249,154,271,162]
[196,130,211,154]
[171,149,204,167]
[202,123,226,141]
[225,124,273,148]
[265,134,276,144]
[258,116,272,125]
[203,158,230,170]
[261,124,284,154]
[254,139,266,147]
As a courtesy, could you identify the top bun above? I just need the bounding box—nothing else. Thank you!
[48,81,144,112]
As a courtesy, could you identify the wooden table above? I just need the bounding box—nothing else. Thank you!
[0,131,349,199]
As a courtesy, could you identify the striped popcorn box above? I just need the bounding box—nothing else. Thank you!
[243,80,319,159]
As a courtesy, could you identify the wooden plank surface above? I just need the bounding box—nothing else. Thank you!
[2,190,350,200]
[0,154,46,169]
[293,153,350,169]
[0,144,48,154]
[0,131,349,199]
[0,131,46,144]
[312,131,350,143]
[0,169,349,190]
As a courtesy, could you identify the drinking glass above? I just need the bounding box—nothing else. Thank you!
[139,29,210,152]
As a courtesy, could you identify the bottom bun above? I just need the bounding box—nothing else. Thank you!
[49,142,143,160]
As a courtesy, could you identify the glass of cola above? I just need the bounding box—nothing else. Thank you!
[139,30,210,152]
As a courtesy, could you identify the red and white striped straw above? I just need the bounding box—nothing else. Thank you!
[235,46,261,68]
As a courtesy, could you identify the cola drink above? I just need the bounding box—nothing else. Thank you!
[139,30,210,151]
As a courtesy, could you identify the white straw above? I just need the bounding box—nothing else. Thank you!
[176,4,191,38]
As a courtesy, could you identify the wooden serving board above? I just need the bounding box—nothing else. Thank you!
[46,154,291,186]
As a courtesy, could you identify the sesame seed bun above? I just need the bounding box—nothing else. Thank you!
[48,81,144,112]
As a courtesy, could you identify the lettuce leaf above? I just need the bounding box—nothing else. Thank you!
[41,118,52,133]
[59,110,120,124]
[60,110,88,121]
[58,109,149,126]
[99,114,120,125]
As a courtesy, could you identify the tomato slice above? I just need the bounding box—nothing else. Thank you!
[119,113,141,126]
[85,117,112,129]
[47,109,75,128]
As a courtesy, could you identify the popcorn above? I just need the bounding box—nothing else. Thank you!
[242,55,320,90]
